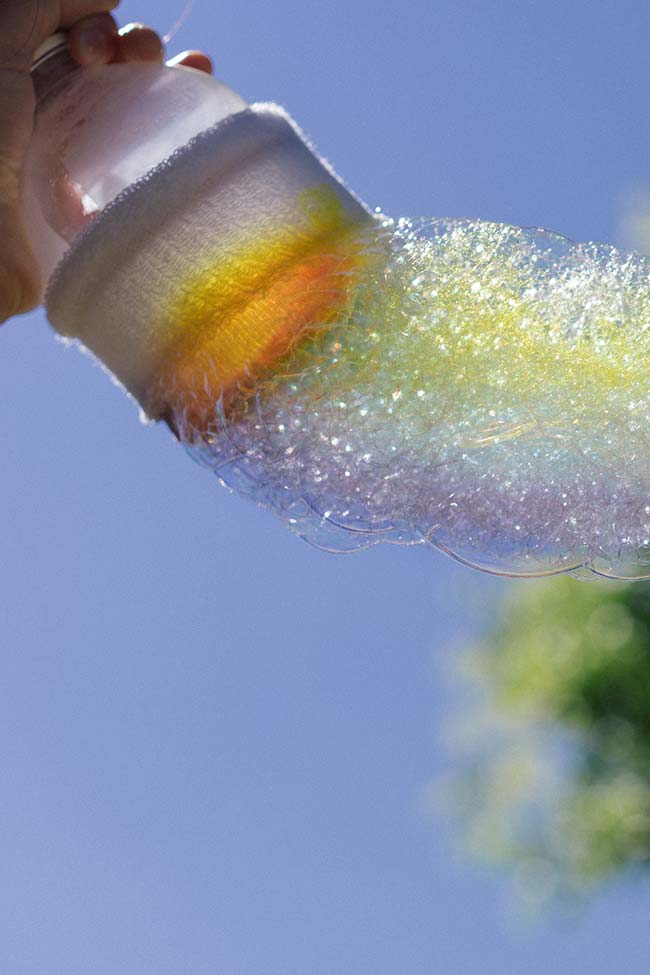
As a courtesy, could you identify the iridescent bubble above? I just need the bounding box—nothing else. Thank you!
[164,217,650,579]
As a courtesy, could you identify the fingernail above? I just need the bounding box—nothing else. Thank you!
[0,262,40,323]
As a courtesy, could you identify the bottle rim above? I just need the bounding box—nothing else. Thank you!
[31,33,68,72]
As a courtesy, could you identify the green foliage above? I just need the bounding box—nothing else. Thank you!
[447,576,650,906]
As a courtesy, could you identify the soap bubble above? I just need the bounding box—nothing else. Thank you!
[159,217,650,579]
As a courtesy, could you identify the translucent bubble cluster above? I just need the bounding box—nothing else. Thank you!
[168,217,650,578]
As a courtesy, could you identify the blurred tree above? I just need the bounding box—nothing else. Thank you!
[443,576,650,907]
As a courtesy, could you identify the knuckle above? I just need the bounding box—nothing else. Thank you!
[0,208,42,320]
[0,149,22,203]
[0,261,38,322]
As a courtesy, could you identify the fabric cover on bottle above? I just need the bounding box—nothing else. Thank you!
[46,102,373,419]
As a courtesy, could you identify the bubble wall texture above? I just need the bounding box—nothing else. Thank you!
[160,217,650,579]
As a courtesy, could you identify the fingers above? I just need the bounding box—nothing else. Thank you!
[0,0,213,325]
[167,50,214,74]
[68,19,168,68]
[109,25,214,72]
[0,2,120,68]
[114,23,164,63]
[69,22,214,71]
[67,13,118,66]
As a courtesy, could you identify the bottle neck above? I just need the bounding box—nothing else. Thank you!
[31,36,80,107]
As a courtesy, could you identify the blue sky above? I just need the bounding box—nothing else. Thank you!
[2,0,650,971]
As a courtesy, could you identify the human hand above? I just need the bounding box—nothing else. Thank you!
[0,1,213,324]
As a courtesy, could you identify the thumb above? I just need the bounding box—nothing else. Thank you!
[0,63,43,323]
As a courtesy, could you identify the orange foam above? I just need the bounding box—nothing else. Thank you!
[153,185,371,428]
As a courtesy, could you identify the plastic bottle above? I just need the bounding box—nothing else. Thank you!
[26,33,373,418]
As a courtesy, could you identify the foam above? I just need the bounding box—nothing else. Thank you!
[168,218,650,578]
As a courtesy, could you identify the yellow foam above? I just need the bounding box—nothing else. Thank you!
[152,185,371,423]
